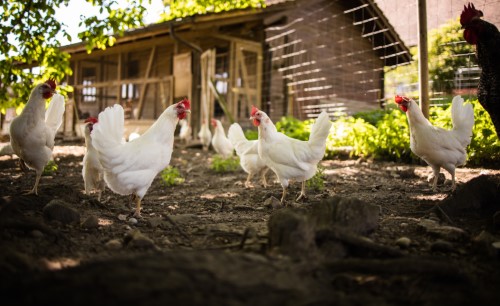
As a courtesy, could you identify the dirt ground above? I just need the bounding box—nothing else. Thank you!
[1,139,500,305]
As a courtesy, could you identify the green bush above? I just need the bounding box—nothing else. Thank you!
[275,116,311,141]
[244,129,258,140]
[210,155,240,173]
[306,166,325,191]
[160,166,185,186]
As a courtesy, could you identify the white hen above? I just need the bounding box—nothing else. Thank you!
[91,98,191,217]
[82,117,105,201]
[250,107,331,204]
[179,119,192,144]
[395,95,474,191]
[198,120,212,151]
[228,123,269,188]
[211,119,234,158]
[9,80,65,195]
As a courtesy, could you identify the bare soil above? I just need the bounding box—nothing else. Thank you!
[1,140,499,306]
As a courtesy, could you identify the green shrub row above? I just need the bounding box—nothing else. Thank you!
[243,99,500,167]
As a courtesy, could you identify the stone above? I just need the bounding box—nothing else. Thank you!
[81,215,99,229]
[395,237,411,249]
[43,200,81,225]
[105,239,122,250]
[430,240,454,253]
[268,209,316,258]
[264,196,282,210]
[124,230,157,250]
[310,196,381,235]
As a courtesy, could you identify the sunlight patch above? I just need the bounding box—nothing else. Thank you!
[43,257,80,270]
[200,192,238,200]
[98,218,113,226]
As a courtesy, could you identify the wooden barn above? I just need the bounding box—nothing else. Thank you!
[60,0,410,138]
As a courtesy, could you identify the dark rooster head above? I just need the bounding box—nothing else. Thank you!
[395,95,410,112]
[460,2,483,45]
[41,79,57,99]
[250,105,262,127]
[84,117,98,132]
[175,98,191,120]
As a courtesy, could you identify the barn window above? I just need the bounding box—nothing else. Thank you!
[82,67,96,103]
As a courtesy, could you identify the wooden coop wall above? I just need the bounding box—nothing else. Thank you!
[264,0,386,120]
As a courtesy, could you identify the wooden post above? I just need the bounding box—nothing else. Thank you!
[417,0,429,118]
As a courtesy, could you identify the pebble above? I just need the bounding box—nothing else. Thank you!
[118,214,127,221]
[395,237,411,249]
[105,239,122,250]
[43,200,81,225]
[81,215,99,229]
[31,230,44,238]
[128,218,138,225]
[264,196,282,210]
[430,240,454,253]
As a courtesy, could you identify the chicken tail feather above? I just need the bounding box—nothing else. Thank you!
[308,111,331,155]
[228,123,251,155]
[92,104,125,151]
[451,95,474,147]
[45,93,65,139]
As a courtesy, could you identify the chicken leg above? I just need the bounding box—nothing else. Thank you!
[260,168,270,187]
[244,173,254,188]
[27,171,42,195]
[132,194,142,218]
[296,181,307,201]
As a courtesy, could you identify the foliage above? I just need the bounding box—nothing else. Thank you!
[42,160,58,176]
[1,0,150,112]
[160,166,185,186]
[428,19,477,93]
[244,129,258,140]
[210,155,240,173]
[275,116,312,141]
[306,166,325,191]
[161,0,265,21]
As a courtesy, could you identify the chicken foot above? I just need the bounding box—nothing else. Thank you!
[26,172,41,195]
[244,173,254,188]
[260,168,270,188]
[295,181,307,202]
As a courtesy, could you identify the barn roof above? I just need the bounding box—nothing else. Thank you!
[62,0,410,66]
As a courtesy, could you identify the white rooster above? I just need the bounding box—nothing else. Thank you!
[9,80,65,195]
[228,122,269,188]
[211,118,234,158]
[82,117,105,201]
[250,107,331,204]
[91,98,191,217]
[395,95,474,191]
[198,120,212,151]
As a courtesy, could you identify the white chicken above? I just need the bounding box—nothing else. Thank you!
[198,120,212,151]
[91,98,191,217]
[250,107,331,204]
[179,119,192,144]
[228,122,269,188]
[395,95,474,191]
[82,117,105,201]
[9,80,65,195]
[211,118,234,158]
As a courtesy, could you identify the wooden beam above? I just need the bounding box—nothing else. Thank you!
[136,46,157,119]
[417,0,429,118]
[73,76,173,89]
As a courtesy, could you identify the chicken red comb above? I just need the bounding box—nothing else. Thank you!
[179,97,191,110]
[251,105,259,116]
[460,2,483,26]
[395,95,407,104]
[45,79,57,90]
[84,117,98,124]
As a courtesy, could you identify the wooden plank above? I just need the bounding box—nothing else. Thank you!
[73,76,173,89]
[136,46,157,119]
[117,52,122,105]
